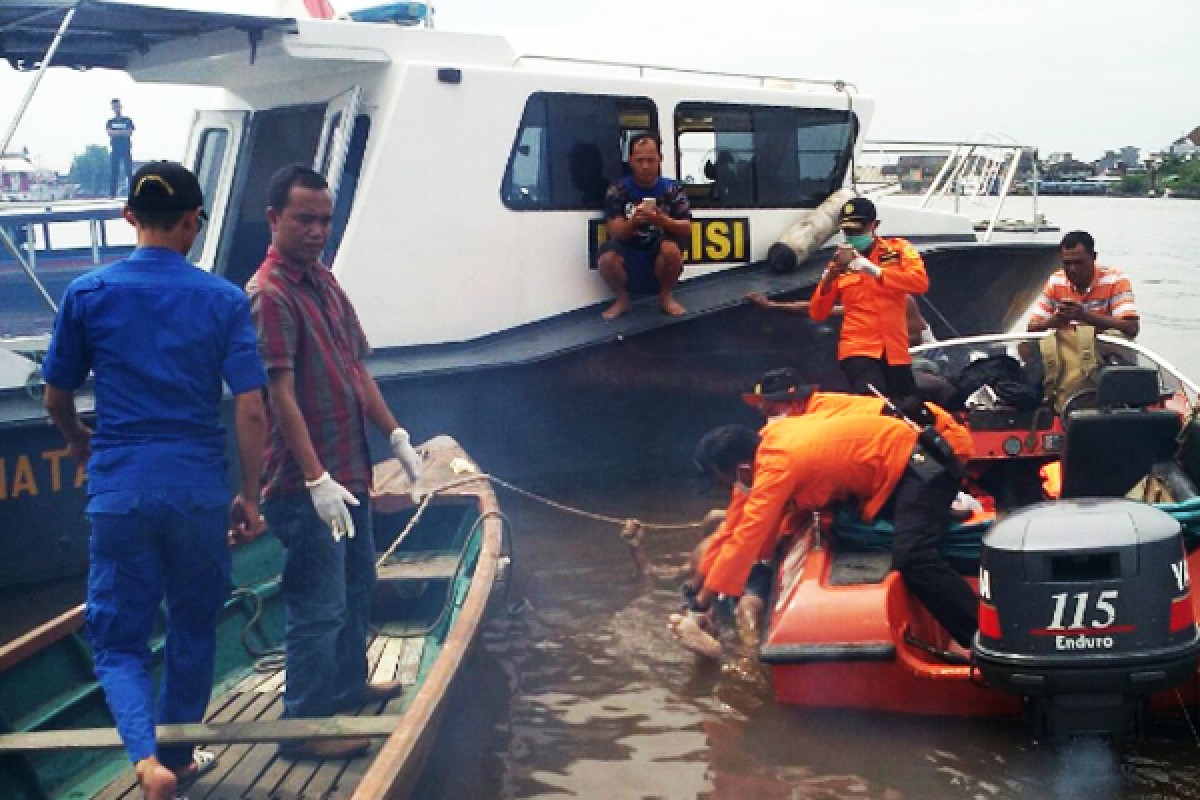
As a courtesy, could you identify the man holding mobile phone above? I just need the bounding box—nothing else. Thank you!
[596,132,692,319]
[808,197,929,401]
[1027,230,1139,338]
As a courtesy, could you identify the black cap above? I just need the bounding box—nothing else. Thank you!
[693,425,760,493]
[838,196,876,232]
[743,368,817,404]
[127,161,204,213]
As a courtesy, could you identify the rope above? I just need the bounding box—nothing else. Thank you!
[376,471,704,572]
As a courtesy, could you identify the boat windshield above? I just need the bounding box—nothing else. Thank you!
[911,332,1200,414]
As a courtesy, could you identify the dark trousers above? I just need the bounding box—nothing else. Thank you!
[889,469,978,648]
[86,490,232,768]
[841,356,918,401]
[110,148,133,197]
[263,491,377,718]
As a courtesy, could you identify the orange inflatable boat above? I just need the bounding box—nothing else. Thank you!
[757,332,1200,738]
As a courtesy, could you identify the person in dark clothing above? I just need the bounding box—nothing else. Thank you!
[107,98,135,197]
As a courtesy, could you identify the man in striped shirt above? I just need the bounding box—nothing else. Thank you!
[247,165,423,759]
[1027,230,1139,339]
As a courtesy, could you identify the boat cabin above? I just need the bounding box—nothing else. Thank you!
[0,1,984,352]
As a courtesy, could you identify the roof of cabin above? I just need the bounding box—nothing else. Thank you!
[0,1,293,70]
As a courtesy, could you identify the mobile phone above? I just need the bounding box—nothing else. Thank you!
[641,198,657,210]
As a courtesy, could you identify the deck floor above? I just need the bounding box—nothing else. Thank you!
[94,633,423,800]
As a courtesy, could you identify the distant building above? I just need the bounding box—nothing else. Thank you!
[0,153,73,202]
[1170,127,1200,159]
[1094,146,1141,175]
[881,154,946,191]
[1044,152,1074,166]
[1042,156,1094,181]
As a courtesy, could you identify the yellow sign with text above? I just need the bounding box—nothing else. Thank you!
[0,448,87,499]
[588,218,751,266]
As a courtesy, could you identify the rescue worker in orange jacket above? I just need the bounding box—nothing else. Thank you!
[809,197,929,401]
[688,410,978,651]
[676,370,973,656]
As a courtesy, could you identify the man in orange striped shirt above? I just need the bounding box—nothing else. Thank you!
[1027,230,1139,338]
[688,410,978,650]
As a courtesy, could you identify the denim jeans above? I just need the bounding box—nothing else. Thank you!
[86,489,232,768]
[263,491,376,718]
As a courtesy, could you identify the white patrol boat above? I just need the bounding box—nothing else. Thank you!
[0,0,1058,587]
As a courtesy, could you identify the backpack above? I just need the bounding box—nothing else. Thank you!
[954,354,1042,411]
[1038,326,1100,414]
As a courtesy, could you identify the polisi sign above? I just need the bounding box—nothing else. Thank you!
[587,217,751,266]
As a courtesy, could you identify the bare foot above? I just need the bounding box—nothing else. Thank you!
[660,294,686,316]
[603,295,632,319]
[134,756,178,800]
[668,611,723,659]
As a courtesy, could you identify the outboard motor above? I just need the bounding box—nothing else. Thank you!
[973,499,1200,740]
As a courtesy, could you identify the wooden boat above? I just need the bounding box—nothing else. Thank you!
[0,435,505,799]
[759,332,1200,736]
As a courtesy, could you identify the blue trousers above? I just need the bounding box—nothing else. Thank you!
[86,489,231,769]
[263,492,376,718]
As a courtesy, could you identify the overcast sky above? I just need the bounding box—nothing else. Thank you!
[1,0,1197,172]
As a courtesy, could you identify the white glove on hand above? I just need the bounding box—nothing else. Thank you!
[390,428,423,486]
[305,471,359,542]
[849,255,882,279]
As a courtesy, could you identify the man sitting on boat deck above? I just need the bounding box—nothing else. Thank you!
[1026,230,1139,339]
[41,162,269,800]
[596,132,691,319]
[808,197,929,401]
[679,406,978,659]
[247,165,424,759]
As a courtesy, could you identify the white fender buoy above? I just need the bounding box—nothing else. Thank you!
[766,187,857,273]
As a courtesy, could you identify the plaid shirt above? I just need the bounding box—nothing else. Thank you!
[246,246,373,498]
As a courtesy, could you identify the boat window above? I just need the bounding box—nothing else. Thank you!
[318,111,344,176]
[501,92,658,211]
[187,127,229,262]
[217,105,326,288]
[324,114,371,264]
[675,103,857,209]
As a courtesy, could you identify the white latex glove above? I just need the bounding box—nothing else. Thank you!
[305,471,359,541]
[390,428,423,486]
[848,255,882,279]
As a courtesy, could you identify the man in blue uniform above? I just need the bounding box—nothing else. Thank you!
[596,132,692,318]
[106,98,135,197]
[42,162,268,800]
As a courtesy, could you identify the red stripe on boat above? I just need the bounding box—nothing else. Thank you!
[1170,594,1196,634]
[1029,625,1136,636]
[978,603,1001,639]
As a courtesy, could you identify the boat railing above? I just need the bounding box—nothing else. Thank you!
[0,202,128,270]
[513,54,857,94]
[859,138,1044,242]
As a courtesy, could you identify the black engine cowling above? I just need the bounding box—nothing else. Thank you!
[973,499,1200,739]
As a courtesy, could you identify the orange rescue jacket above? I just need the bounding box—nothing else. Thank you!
[703,411,971,597]
[809,236,928,366]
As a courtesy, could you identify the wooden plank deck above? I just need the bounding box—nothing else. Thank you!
[90,633,424,800]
